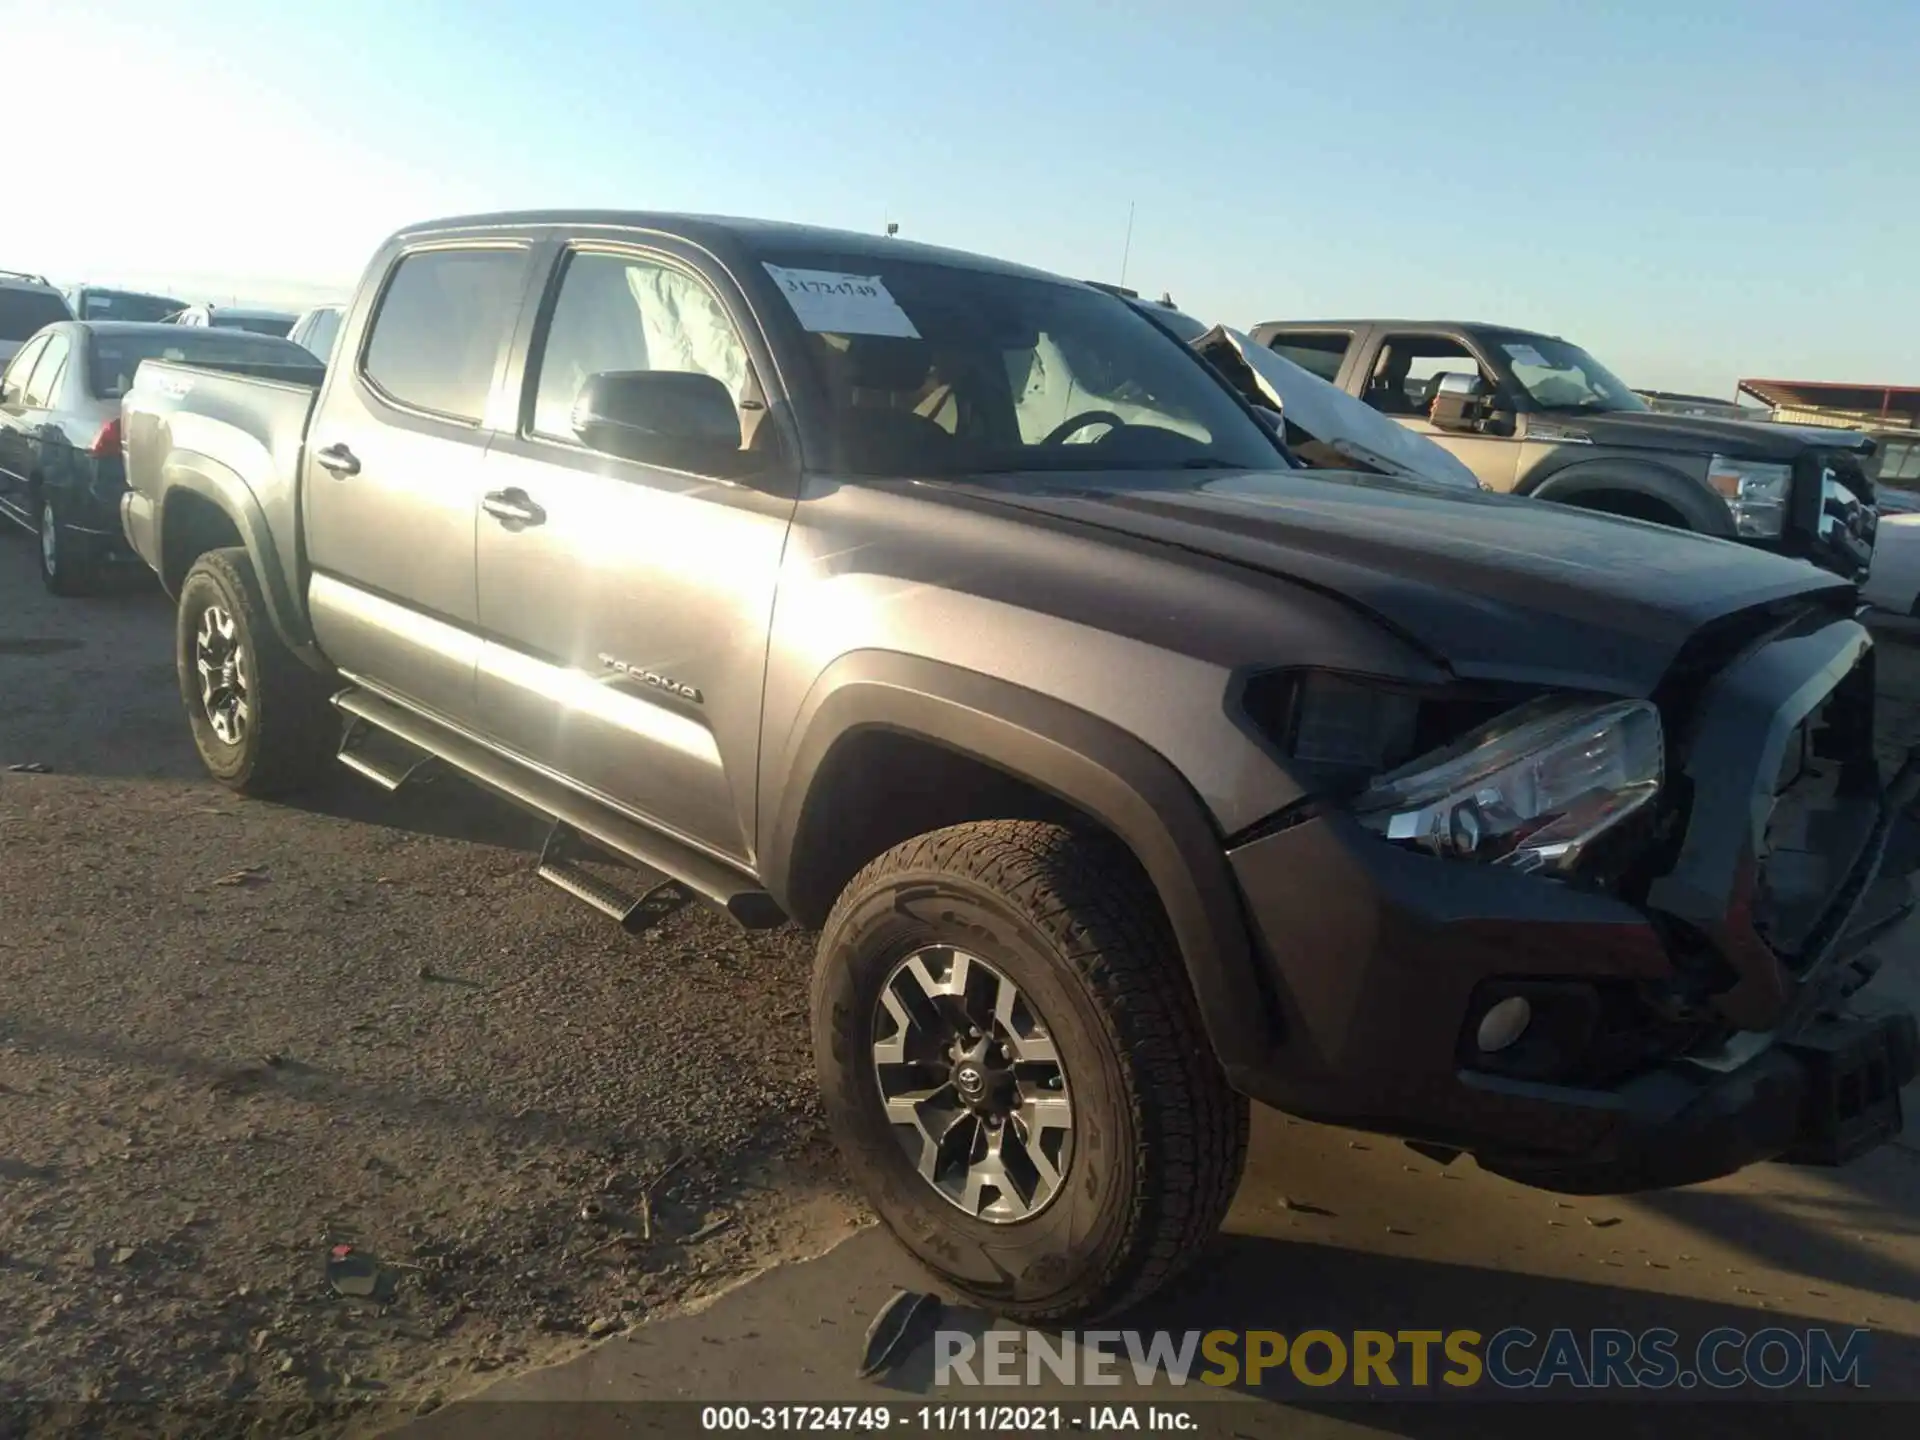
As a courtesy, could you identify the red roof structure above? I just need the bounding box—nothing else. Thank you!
[1737,378,1920,431]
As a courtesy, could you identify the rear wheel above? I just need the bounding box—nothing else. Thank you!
[812,820,1249,1322]
[36,493,96,597]
[176,547,335,796]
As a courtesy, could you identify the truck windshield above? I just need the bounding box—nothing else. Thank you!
[757,253,1285,477]
[89,330,314,398]
[1492,333,1648,415]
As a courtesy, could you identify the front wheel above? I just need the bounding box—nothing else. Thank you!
[812,820,1249,1322]
[175,547,335,796]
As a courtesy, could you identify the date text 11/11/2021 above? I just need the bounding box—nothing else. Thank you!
[699,1403,1199,1431]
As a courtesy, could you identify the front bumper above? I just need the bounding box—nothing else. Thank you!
[1470,986,1915,1195]
[1223,613,1920,1194]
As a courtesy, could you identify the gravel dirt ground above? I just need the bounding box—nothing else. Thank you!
[8,529,1920,1437]
[0,538,863,1431]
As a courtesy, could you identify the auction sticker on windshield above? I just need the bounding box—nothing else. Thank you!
[763,264,920,338]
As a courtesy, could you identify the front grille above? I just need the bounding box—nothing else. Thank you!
[1751,646,1880,967]
[1796,448,1877,581]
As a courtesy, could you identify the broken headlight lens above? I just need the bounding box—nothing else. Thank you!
[1351,696,1663,875]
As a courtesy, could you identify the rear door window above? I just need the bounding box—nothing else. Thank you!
[2,335,49,401]
[22,333,70,408]
[1267,331,1354,384]
[361,248,527,422]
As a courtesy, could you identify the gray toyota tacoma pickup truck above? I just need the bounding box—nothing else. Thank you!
[1250,319,1879,581]
[122,210,1918,1322]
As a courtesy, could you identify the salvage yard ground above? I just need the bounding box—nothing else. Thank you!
[2,533,1919,1436]
[0,540,862,1426]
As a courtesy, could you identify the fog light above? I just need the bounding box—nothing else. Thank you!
[1447,800,1483,856]
[1476,996,1532,1053]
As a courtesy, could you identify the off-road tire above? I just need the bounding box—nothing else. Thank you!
[812,819,1249,1322]
[176,547,335,796]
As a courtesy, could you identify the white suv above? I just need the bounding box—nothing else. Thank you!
[0,270,73,365]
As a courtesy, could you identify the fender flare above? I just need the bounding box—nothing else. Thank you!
[156,456,317,656]
[1524,457,1735,538]
[759,650,1279,1078]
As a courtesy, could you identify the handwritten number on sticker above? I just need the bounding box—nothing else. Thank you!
[762,263,921,338]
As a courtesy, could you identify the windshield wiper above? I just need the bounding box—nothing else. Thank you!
[1173,456,1245,470]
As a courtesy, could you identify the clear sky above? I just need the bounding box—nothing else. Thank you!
[5,0,1915,396]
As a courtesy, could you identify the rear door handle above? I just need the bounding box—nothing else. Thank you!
[482,488,545,526]
[314,443,359,477]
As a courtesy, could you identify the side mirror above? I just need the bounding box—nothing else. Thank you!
[571,370,743,471]
[1428,371,1493,433]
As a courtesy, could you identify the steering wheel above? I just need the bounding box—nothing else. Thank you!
[1040,410,1127,446]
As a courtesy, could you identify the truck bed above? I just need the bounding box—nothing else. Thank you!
[120,357,325,593]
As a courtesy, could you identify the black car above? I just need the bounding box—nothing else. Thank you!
[0,321,320,594]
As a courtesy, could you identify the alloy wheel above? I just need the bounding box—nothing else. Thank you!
[871,945,1073,1223]
[194,604,250,746]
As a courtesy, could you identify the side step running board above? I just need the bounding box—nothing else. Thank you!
[336,714,439,792]
[537,822,693,933]
[331,687,786,930]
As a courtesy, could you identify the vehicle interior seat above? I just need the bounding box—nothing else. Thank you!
[1366,346,1416,415]
[834,336,954,471]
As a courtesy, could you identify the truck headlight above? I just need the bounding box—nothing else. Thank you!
[1707,456,1792,538]
[1351,696,1662,875]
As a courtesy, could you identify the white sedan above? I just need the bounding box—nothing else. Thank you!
[1863,497,1920,616]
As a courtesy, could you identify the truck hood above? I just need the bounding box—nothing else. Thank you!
[1535,407,1876,461]
[953,468,1854,695]
[1189,325,1487,493]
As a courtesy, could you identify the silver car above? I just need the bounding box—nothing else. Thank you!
[286,304,345,361]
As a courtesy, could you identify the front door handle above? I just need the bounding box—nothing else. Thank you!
[314,442,360,477]
[482,488,546,526]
